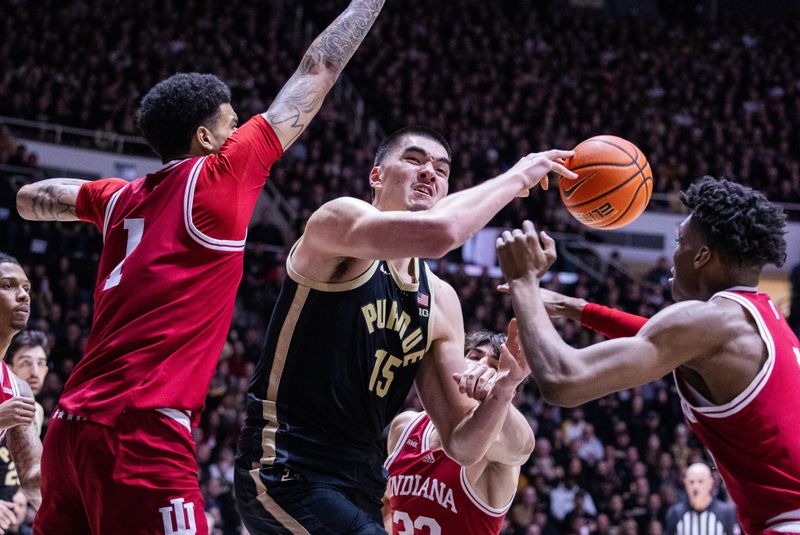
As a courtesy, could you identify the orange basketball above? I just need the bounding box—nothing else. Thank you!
[559,135,653,229]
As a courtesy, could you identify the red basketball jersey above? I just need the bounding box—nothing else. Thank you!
[385,413,510,535]
[61,115,282,427]
[0,362,20,443]
[674,288,800,534]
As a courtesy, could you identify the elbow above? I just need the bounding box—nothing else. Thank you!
[441,438,483,467]
[537,376,585,408]
[16,186,35,220]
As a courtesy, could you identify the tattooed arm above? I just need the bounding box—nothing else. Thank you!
[6,377,41,510]
[264,0,385,150]
[16,178,87,221]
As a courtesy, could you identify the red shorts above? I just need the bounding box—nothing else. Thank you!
[35,408,207,535]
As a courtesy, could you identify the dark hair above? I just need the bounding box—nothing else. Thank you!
[373,126,452,167]
[0,252,20,266]
[680,176,786,268]
[136,73,231,161]
[465,330,505,359]
[6,330,49,363]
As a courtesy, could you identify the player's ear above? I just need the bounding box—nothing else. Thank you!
[194,125,215,154]
[693,245,712,268]
[369,166,383,196]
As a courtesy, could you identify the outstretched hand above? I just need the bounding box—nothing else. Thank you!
[496,220,557,282]
[506,150,577,196]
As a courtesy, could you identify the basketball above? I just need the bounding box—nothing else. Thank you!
[559,135,653,230]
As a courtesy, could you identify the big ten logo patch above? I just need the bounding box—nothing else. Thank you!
[160,497,197,535]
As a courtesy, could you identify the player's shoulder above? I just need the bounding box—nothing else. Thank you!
[641,299,738,339]
[426,272,457,305]
[388,410,422,451]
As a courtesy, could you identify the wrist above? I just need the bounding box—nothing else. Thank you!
[490,378,518,403]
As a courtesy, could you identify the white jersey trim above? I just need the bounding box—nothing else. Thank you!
[183,157,247,252]
[674,290,775,419]
[384,412,426,471]
[102,186,126,244]
[156,408,192,433]
[459,466,513,517]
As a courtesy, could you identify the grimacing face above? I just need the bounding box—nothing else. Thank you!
[373,135,451,212]
[466,343,500,370]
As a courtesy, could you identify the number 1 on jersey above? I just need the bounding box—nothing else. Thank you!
[103,218,144,290]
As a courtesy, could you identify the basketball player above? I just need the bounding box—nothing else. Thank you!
[5,331,48,432]
[0,253,44,518]
[384,324,534,534]
[665,463,739,535]
[15,1,387,532]
[496,177,800,534]
[235,127,575,534]
[0,330,49,512]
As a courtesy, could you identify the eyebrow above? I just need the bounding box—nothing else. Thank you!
[0,277,30,284]
[403,146,451,167]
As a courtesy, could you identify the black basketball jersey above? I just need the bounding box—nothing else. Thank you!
[0,442,19,501]
[238,248,435,500]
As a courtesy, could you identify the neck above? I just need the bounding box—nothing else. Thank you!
[0,333,13,360]
[699,265,761,300]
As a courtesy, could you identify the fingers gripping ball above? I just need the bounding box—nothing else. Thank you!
[559,135,653,229]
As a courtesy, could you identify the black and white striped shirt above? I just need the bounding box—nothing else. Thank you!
[665,500,739,535]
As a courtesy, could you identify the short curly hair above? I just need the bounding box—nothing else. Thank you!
[136,73,231,161]
[680,176,786,268]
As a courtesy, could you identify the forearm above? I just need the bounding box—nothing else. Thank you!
[16,178,86,221]
[446,385,516,466]
[7,424,41,510]
[509,277,585,402]
[494,406,535,464]
[264,0,385,148]
[580,303,648,338]
[428,172,526,250]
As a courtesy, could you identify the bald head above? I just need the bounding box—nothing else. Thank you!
[684,463,714,510]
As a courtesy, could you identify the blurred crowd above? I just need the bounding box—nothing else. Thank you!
[3,0,800,212]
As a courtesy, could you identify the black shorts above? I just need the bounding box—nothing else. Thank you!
[235,462,386,535]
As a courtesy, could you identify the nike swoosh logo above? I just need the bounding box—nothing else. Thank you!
[563,172,597,199]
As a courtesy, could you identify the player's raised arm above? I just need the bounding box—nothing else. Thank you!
[16,179,88,222]
[301,150,577,262]
[497,221,729,407]
[6,377,42,511]
[264,0,386,150]
[413,280,530,467]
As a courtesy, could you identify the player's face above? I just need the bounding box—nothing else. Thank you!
[10,345,48,395]
[205,103,239,153]
[375,135,450,212]
[670,216,701,302]
[466,343,500,370]
[0,263,30,336]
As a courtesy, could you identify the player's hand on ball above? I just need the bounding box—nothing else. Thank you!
[0,397,35,429]
[496,220,556,281]
[505,150,577,197]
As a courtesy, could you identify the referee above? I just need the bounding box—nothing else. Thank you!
[665,463,740,535]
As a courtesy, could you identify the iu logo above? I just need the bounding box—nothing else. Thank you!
[160,497,197,535]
